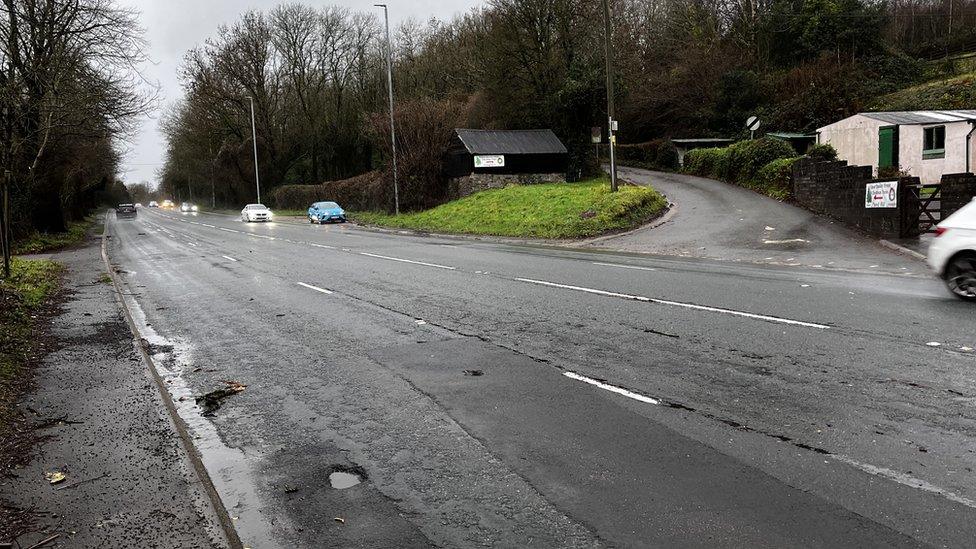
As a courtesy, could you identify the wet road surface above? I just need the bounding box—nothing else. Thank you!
[106,207,976,548]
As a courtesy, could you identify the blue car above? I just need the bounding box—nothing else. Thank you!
[308,201,347,224]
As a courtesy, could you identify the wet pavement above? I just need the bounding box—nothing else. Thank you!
[0,227,223,548]
[591,167,923,273]
[101,207,976,548]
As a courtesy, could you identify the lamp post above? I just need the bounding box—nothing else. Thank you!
[602,0,618,192]
[375,3,400,215]
[248,96,262,204]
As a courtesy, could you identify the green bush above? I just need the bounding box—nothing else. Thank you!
[736,137,796,183]
[272,171,387,211]
[806,143,837,161]
[614,139,679,171]
[684,147,728,177]
[754,157,799,200]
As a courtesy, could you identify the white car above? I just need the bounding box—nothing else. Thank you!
[928,197,976,301]
[241,203,273,223]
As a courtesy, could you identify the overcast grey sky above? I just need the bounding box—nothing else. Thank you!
[116,0,485,185]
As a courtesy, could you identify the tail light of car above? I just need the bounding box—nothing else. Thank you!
[934,227,949,237]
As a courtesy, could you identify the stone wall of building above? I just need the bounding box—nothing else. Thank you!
[447,172,564,200]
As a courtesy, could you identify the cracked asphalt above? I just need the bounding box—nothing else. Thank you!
[103,205,976,548]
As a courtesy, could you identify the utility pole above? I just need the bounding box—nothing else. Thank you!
[2,169,9,279]
[249,96,262,204]
[602,0,618,192]
[209,141,216,209]
[375,4,400,215]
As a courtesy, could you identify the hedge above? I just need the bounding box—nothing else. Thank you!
[613,139,680,171]
[684,137,799,199]
[272,171,388,211]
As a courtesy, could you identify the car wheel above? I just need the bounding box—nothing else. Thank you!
[945,254,976,301]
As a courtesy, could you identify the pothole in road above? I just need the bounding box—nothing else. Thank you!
[328,465,366,489]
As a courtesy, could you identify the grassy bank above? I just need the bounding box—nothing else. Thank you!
[0,258,64,427]
[12,217,95,255]
[872,71,976,111]
[354,179,668,239]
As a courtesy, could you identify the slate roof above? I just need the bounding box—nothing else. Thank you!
[455,129,568,155]
[860,110,976,125]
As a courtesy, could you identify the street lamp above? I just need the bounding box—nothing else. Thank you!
[375,3,400,215]
[248,96,262,204]
[602,0,618,192]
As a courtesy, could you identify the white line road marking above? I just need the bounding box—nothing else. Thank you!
[831,455,976,510]
[248,234,275,240]
[187,242,198,247]
[202,224,216,228]
[763,239,810,245]
[297,282,333,294]
[359,252,456,270]
[515,277,830,329]
[310,243,336,249]
[563,371,661,405]
[219,227,238,233]
[221,255,238,262]
[593,262,656,272]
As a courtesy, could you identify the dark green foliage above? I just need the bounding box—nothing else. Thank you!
[613,139,680,171]
[272,172,385,212]
[806,143,838,161]
[684,138,798,199]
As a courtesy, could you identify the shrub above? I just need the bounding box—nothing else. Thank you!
[613,139,679,171]
[806,143,837,161]
[684,147,728,177]
[754,157,799,200]
[654,140,680,170]
[272,171,386,211]
[736,137,796,183]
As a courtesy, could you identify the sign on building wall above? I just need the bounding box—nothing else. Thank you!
[474,155,505,168]
[865,181,898,208]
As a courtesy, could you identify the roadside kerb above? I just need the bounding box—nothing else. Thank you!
[100,213,244,549]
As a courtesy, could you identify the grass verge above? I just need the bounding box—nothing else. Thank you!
[353,179,668,239]
[12,217,94,255]
[0,258,64,428]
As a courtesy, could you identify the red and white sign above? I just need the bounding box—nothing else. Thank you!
[865,181,898,209]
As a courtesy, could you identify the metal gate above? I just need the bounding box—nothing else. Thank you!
[910,183,941,233]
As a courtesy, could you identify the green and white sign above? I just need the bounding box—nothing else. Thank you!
[474,155,505,168]
[865,181,898,208]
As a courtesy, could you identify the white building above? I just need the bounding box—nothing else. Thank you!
[816,110,976,183]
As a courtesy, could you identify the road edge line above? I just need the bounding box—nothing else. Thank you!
[878,239,927,262]
[100,214,245,549]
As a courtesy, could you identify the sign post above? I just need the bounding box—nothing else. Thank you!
[746,116,762,140]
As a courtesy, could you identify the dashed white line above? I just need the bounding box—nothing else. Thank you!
[248,234,275,240]
[202,224,216,228]
[310,243,336,249]
[563,371,660,405]
[515,277,830,329]
[593,262,657,272]
[221,255,238,262]
[358,252,456,270]
[297,281,333,294]
[218,227,237,233]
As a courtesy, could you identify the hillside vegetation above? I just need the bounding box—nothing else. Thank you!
[872,72,976,111]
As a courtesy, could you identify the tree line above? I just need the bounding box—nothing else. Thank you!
[161,0,976,212]
[1,0,149,261]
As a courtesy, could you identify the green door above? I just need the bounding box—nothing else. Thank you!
[878,126,897,169]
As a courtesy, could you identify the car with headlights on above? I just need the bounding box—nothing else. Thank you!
[928,197,976,301]
[180,202,199,213]
[148,201,159,208]
[161,199,175,210]
[241,204,273,223]
[308,201,346,224]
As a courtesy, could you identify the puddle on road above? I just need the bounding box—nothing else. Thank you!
[121,289,282,549]
[329,471,363,489]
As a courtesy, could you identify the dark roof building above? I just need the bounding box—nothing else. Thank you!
[445,129,568,177]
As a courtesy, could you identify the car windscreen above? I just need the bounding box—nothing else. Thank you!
[320,202,339,209]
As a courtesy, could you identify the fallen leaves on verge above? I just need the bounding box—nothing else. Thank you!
[44,471,66,484]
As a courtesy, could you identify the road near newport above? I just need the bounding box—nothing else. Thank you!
[106,206,976,549]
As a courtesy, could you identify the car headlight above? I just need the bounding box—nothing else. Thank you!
[192,205,199,211]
